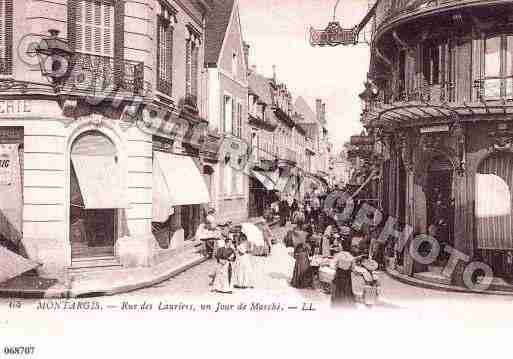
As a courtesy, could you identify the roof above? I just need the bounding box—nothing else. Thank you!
[248,71,272,104]
[205,0,235,66]
[294,96,317,124]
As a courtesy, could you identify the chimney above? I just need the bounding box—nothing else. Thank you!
[272,65,276,84]
[315,99,322,123]
[321,103,326,124]
[243,42,250,73]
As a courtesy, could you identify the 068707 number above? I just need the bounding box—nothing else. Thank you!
[3,346,35,355]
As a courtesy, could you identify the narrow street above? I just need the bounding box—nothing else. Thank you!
[111,224,513,319]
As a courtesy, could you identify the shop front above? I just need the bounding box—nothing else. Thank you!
[379,120,513,289]
[0,98,213,281]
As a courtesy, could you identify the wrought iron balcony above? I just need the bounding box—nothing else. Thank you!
[64,52,144,98]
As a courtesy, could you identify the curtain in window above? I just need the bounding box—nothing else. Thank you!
[475,152,513,250]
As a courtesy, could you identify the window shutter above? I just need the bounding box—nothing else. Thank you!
[231,98,236,135]
[237,103,242,138]
[165,25,173,91]
[114,0,125,88]
[0,0,12,75]
[191,43,198,98]
[68,0,78,51]
[186,39,191,95]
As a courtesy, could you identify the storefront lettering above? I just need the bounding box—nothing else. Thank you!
[0,146,14,185]
[0,100,31,115]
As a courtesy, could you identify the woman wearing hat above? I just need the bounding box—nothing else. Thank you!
[232,240,255,289]
[331,251,356,308]
[291,241,313,289]
[211,247,236,294]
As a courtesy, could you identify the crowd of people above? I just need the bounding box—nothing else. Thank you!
[197,184,390,306]
[282,185,387,308]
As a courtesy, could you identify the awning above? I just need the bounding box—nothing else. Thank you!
[71,155,129,209]
[250,169,276,191]
[153,151,210,210]
[0,246,40,284]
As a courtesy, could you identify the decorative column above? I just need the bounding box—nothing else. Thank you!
[450,121,469,286]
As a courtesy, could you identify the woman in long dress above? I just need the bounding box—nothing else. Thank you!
[211,247,236,294]
[233,241,255,289]
[291,242,313,288]
[331,252,356,308]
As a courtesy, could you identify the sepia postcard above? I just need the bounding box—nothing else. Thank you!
[0,0,512,357]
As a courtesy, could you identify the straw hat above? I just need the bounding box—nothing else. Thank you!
[335,251,354,270]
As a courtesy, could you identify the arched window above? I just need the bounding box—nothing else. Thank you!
[475,153,513,250]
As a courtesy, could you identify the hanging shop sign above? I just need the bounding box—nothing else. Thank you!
[350,135,374,146]
[420,125,449,134]
[309,22,356,47]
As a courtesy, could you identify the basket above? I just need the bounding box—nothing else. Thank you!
[363,284,379,305]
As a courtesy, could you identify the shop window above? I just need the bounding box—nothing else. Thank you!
[0,0,13,75]
[483,35,513,99]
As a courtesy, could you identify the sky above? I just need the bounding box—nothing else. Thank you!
[238,0,372,152]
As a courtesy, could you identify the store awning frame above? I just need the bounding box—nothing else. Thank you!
[152,152,210,221]
[71,155,130,210]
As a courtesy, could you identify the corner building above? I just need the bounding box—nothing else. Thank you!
[362,0,513,288]
[0,0,213,280]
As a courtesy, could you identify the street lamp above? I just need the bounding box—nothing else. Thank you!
[35,29,72,89]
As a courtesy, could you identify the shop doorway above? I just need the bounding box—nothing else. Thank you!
[69,131,122,260]
[426,155,454,256]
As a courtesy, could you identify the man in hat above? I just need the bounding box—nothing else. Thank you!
[196,208,220,259]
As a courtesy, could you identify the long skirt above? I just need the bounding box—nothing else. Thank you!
[331,269,355,308]
[212,261,233,293]
[291,253,312,288]
[233,254,254,288]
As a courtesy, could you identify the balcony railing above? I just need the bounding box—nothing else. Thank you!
[65,53,144,97]
[375,0,466,33]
